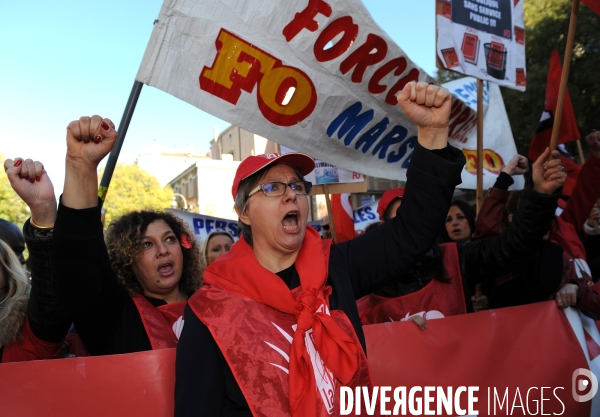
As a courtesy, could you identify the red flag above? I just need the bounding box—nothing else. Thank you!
[331,193,356,243]
[583,0,600,16]
[529,50,580,162]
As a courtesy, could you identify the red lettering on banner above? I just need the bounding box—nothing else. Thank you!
[314,16,359,62]
[340,34,388,83]
[448,107,476,143]
[283,6,422,108]
[200,29,317,126]
[352,172,361,179]
[368,57,408,95]
[462,149,505,174]
[282,0,332,42]
[385,68,420,106]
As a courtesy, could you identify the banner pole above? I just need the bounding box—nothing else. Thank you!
[98,80,144,203]
[476,78,484,214]
[576,139,585,164]
[548,0,580,158]
[323,184,338,244]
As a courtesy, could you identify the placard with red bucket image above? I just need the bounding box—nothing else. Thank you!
[484,42,507,80]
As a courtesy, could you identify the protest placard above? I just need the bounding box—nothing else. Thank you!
[436,0,526,90]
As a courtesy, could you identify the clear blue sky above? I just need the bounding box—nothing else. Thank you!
[0,0,436,193]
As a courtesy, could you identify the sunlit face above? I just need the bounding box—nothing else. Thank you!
[445,205,472,244]
[240,164,309,256]
[131,220,184,299]
[206,234,234,265]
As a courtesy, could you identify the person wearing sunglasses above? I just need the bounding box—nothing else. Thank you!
[175,81,466,416]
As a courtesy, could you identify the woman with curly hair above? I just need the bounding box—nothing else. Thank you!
[52,116,204,355]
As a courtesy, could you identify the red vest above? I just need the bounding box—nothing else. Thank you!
[189,284,373,417]
[357,243,466,325]
[130,294,185,350]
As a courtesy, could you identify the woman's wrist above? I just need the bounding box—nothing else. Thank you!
[29,199,58,228]
[417,126,449,150]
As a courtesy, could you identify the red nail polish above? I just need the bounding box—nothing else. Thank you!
[93,135,102,144]
[101,121,109,131]
[36,176,41,182]
[14,159,22,167]
[29,177,35,183]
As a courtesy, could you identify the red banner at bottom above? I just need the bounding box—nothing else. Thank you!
[0,348,176,417]
[0,301,597,416]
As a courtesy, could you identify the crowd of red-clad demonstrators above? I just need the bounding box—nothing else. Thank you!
[1,82,600,416]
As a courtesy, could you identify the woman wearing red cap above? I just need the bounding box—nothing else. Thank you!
[175,82,466,416]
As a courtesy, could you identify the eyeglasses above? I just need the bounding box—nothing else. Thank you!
[248,181,313,198]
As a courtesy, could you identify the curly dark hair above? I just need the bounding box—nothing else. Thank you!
[105,211,204,296]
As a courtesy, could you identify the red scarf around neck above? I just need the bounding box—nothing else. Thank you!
[203,226,360,416]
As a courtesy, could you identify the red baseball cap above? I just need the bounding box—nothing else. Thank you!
[377,188,405,220]
[231,152,315,200]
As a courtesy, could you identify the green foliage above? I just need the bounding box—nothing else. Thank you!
[501,0,600,156]
[100,163,173,226]
[0,153,30,228]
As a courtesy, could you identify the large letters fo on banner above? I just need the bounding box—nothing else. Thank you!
[137,0,476,181]
[436,0,526,91]
[443,76,524,190]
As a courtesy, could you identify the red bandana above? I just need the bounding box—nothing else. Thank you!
[203,226,360,416]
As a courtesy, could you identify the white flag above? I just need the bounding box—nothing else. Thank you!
[137,0,476,181]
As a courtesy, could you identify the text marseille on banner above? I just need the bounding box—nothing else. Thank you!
[136,0,476,182]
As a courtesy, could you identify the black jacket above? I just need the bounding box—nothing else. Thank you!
[175,144,465,417]
[53,202,166,355]
[376,186,560,311]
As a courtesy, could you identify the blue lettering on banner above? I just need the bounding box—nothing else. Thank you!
[227,222,238,237]
[193,218,204,235]
[205,219,214,234]
[354,208,368,223]
[355,117,389,153]
[452,81,489,108]
[185,215,239,240]
[327,102,374,146]
[353,206,378,224]
[327,101,415,167]
[372,125,407,160]
[364,207,376,220]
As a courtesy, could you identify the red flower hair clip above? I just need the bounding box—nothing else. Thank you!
[180,233,193,249]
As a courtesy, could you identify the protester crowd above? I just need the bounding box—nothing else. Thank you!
[1,82,599,416]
